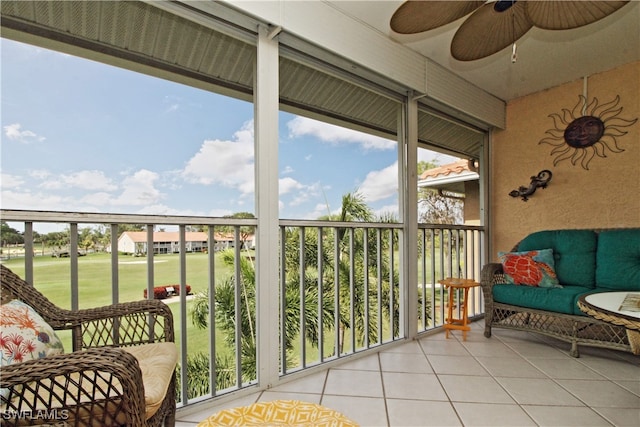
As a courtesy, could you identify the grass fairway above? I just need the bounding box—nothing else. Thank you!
[1,253,235,359]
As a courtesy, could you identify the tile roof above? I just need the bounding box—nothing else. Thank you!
[419,159,473,180]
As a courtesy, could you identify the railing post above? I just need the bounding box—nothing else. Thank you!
[403,94,419,339]
[255,23,280,388]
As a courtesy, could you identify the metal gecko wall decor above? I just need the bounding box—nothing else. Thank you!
[509,170,552,201]
[538,95,638,170]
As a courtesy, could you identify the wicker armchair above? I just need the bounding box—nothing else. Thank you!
[0,264,177,426]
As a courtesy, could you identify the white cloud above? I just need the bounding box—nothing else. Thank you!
[287,116,395,150]
[113,169,164,206]
[4,123,45,144]
[279,176,304,195]
[1,173,25,188]
[182,120,254,195]
[282,165,294,175]
[359,161,398,202]
[39,170,117,191]
[1,189,71,211]
[302,202,339,220]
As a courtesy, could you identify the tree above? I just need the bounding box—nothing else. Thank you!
[220,212,256,249]
[417,160,463,225]
[187,192,405,395]
[1,222,23,246]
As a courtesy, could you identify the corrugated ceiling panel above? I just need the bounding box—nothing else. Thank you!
[418,110,484,158]
[280,57,400,136]
[1,0,486,155]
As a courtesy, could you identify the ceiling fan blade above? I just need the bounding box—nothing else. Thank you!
[390,1,485,34]
[451,1,533,61]
[526,1,630,30]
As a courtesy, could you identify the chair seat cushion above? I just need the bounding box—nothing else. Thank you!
[493,284,594,315]
[124,342,178,419]
[0,342,177,425]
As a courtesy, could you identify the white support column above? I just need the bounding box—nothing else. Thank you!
[254,24,280,389]
[403,93,419,339]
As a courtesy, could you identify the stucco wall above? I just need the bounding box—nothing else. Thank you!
[490,61,640,258]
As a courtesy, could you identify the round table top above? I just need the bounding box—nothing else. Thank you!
[438,277,480,288]
[197,399,359,427]
[580,291,640,321]
[578,291,640,335]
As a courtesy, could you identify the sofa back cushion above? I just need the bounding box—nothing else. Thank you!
[596,229,640,291]
[517,229,597,288]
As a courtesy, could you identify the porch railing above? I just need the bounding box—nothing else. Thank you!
[0,209,484,408]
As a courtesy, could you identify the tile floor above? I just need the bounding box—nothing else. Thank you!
[175,320,640,426]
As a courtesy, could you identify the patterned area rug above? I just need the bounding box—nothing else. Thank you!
[197,399,359,427]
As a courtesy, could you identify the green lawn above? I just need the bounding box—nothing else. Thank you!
[1,253,235,358]
[2,251,443,368]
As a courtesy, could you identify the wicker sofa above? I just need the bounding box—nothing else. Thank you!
[0,264,178,426]
[481,228,640,357]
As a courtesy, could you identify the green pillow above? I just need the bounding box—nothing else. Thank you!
[518,230,597,288]
[596,229,640,291]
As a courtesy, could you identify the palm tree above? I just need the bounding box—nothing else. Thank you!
[188,190,411,393]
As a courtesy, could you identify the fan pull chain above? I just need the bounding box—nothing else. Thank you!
[510,1,517,63]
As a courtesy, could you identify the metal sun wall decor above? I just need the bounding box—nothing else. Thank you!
[538,95,638,170]
[509,169,552,201]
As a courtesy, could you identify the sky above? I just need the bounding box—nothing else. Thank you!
[1,38,456,230]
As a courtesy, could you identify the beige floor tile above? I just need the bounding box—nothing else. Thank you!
[175,322,639,427]
[427,354,490,376]
[506,341,572,359]
[557,379,640,408]
[386,398,461,426]
[419,337,470,356]
[462,340,520,357]
[529,357,607,380]
[496,377,584,406]
[439,375,515,404]
[475,355,547,378]
[613,379,640,396]
[321,395,387,427]
[379,340,423,354]
[332,353,380,371]
[324,368,384,398]
[577,356,640,381]
[523,405,613,426]
[382,372,448,401]
[453,402,537,427]
[379,352,432,374]
[269,370,328,394]
[593,407,640,427]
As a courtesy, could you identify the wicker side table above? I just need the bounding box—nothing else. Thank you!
[578,292,640,355]
[439,278,480,341]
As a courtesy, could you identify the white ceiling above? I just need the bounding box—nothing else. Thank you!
[328,0,640,101]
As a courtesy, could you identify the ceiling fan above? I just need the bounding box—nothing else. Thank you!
[390,1,631,61]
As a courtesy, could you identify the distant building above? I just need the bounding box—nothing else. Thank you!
[418,159,480,225]
[117,231,255,255]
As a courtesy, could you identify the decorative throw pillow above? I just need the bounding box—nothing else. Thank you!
[498,248,561,288]
[0,300,65,398]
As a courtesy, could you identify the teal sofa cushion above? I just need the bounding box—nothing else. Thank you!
[596,229,640,291]
[493,284,594,315]
[517,230,597,288]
